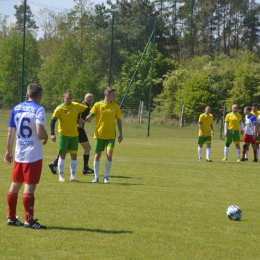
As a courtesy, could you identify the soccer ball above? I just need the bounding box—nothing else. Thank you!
[226,205,242,221]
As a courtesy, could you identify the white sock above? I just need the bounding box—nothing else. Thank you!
[70,159,77,177]
[206,148,211,159]
[224,147,229,158]
[236,149,240,159]
[58,158,65,176]
[104,161,112,178]
[198,147,202,159]
[245,151,249,159]
[94,161,100,179]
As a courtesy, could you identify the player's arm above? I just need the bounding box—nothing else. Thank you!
[240,120,244,135]
[50,118,57,142]
[211,123,214,136]
[36,124,48,144]
[85,113,94,122]
[4,127,15,164]
[224,122,228,136]
[117,118,123,143]
[198,122,204,136]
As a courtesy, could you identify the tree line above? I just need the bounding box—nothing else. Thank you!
[0,0,260,121]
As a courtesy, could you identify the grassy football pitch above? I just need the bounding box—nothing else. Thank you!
[0,113,260,259]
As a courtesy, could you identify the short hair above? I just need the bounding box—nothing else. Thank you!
[84,93,93,101]
[252,103,258,107]
[244,106,251,112]
[104,87,116,95]
[27,84,43,98]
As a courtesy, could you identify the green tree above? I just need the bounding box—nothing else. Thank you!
[0,30,41,108]
[14,3,37,30]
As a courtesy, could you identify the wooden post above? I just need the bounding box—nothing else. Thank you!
[179,103,185,127]
[138,101,144,124]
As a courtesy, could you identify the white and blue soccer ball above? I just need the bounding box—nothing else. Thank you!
[226,205,242,221]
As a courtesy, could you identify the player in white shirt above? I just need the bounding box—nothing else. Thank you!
[241,106,258,162]
[4,84,48,229]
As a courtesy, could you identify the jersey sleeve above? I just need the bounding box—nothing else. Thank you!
[115,104,122,119]
[36,106,46,126]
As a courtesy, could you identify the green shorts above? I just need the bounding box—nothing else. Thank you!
[58,134,79,155]
[198,136,211,145]
[225,129,240,144]
[94,138,115,152]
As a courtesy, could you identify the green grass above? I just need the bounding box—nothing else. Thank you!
[0,112,260,259]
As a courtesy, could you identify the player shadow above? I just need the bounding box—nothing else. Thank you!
[48,226,133,234]
[110,175,132,179]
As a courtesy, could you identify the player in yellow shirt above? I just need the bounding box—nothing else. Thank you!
[198,106,214,162]
[86,87,123,184]
[50,91,87,182]
[223,104,244,161]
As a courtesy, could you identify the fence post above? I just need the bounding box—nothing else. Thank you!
[108,12,114,87]
[138,101,144,124]
[21,0,27,102]
[179,103,185,127]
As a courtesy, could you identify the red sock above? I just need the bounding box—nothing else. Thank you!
[242,149,246,158]
[22,193,35,224]
[7,192,18,221]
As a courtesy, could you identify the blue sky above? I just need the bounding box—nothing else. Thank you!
[30,0,106,10]
[36,0,260,10]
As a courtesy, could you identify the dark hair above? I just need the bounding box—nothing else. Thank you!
[244,106,252,112]
[104,87,116,94]
[27,84,43,98]
[252,103,258,107]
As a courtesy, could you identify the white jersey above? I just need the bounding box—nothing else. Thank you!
[8,100,46,163]
[244,114,257,135]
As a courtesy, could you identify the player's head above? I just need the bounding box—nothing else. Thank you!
[244,106,251,115]
[252,103,258,112]
[26,83,43,102]
[205,106,211,114]
[84,93,94,105]
[63,91,73,105]
[104,87,116,101]
[232,104,238,113]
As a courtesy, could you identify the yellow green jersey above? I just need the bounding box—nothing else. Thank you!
[198,113,213,137]
[52,102,87,137]
[89,101,122,139]
[251,110,260,119]
[224,112,242,131]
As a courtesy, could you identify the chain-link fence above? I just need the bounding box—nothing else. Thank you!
[0,0,157,133]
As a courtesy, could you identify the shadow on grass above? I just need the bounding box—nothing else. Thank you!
[48,227,133,234]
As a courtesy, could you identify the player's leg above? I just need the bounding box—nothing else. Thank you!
[205,136,212,161]
[223,130,232,160]
[57,135,69,182]
[78,128,94,174]
[80,141,94,174]
[7,162,24,226]
[23,159,47,229]
[249,136,257,162]
[92,139,105,183]
[197,136,204,161]
[233,130,241,161]
[48,155,59,174]
[68,136,79,182]
[103,139,115,184]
